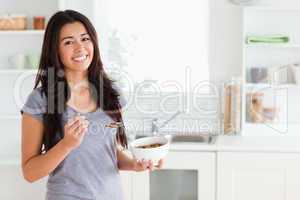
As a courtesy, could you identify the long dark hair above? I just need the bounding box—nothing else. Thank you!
[34,10,127,153]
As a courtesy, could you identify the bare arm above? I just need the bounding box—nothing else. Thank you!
[21,113,88,182]
[116,148,135,171]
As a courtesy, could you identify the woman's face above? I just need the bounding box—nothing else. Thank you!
[58,21,94,73]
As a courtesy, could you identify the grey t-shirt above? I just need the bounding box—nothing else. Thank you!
[21,87,127,200]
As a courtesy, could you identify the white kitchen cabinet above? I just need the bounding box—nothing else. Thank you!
[0,164,47,200]
[120,171,132,200]
[131,151,216,200]
[0,164,132,200]
[217,152,300,200]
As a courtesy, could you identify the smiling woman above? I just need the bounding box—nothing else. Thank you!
[20,10,163,200]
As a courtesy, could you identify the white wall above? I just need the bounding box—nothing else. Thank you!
[95,0,244,85]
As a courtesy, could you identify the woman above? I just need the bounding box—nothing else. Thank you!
[21,10,163,200]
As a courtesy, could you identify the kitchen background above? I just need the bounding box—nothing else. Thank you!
[2,0,300,200]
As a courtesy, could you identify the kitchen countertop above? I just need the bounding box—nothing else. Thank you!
[3,135,300,166]
[169,135,300,153]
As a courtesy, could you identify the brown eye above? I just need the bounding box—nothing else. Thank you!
[82,37,90,42]
[64,41,73,45]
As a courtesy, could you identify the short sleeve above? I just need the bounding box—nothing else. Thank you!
[112,83,127,108]
[21,88,47,121]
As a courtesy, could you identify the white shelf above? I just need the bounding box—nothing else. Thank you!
[0,155,20,166]
[0,115,20,120]
[0,30,44,36]
[245,44,300,48]
[244,6,300,12]
[246,83,300,89]
[0,69,38,74]
[243,122,300,136]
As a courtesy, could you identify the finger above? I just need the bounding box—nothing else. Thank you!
[74,125,82,136]
[78,126,88,137]
[70,115,86,126]
[141,159,148,169]
[148,160,154,171]
[135,159,141,170]
[75,121,87,135]
[64,119,79,136]
[79,120,89,130]
[157,159,164,169]
[67,118,80,130]
[69,119,84,133]
[66,117,78,127]
[69,122,81,135]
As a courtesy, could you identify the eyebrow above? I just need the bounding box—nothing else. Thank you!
[61,33,89,41]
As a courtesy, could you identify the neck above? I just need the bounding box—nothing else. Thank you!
[65,70,89,90]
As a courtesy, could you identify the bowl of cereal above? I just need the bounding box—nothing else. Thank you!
[129,136,170,165]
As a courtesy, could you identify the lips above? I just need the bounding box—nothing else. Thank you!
[72,55,88,62]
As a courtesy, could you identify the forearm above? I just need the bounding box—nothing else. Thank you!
[116,148,135,171]
[22,140,72,182]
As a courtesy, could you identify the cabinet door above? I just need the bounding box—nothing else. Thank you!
[0,165,47,200]
[120,171,132,200]
[217,152,300,200]
[132,151,215,200]
[132,171,150,200]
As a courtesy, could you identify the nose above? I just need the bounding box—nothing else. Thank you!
[74,40,84,52]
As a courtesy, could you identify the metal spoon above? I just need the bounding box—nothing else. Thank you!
[105,122,125,128]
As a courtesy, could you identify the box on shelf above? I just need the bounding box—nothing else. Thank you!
[0,14,27,30]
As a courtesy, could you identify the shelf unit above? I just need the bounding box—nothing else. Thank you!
[0,69,38,74]
[0,2,100,200]
[0,0,62,170]
[0,0,60,71]
[245,44,300,48]
[0,156,20,166]
[0,0,99,170]
[0,30,44,35]
[0,115,20,120]
[242,5,300,136]
[246,83,300,89]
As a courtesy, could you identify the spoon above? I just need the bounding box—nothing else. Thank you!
[105,122,125,128]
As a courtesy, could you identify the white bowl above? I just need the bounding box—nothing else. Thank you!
[129,136,170,165]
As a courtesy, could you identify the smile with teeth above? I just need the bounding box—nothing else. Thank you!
[72,55,88,62]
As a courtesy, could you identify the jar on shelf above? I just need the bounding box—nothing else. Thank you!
[223,77,242,135]
[33,16,45,30]
[249,67,268,83]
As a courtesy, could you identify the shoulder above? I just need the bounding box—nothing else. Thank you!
[30,87,45,99]
[21,87,47,115]
[27,87,46,106]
